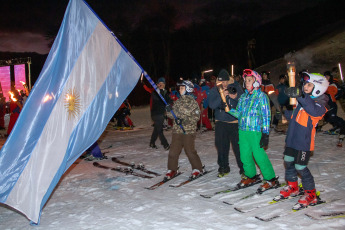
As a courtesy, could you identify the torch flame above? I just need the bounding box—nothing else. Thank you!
[9,91,17,102]
[203,69,213,73]
[339,63,344,82]
[268,90,275,95]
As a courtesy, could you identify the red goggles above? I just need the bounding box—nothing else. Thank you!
[243,69,254,77]
[300,72,310,82]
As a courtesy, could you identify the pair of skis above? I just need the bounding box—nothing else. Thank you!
[145,169,214,190]
[200,174,263,199]
[93,157,161,179]
[202,181,343,222]
[255,196,341,222]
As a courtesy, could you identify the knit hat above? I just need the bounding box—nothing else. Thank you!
[157,77,166,84]
[217,69,230,81]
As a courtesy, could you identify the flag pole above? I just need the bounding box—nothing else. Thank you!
[142,72,186,134]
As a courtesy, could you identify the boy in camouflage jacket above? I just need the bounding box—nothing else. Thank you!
[165,80,204,179]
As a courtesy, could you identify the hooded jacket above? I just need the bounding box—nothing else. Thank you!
[285,93,328,151]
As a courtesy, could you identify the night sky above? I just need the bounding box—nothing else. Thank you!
[0,0,321,54]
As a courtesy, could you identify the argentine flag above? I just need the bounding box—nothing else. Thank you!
[0,0,142,224]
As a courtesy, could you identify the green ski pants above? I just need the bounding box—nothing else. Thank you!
[238,130,275,180]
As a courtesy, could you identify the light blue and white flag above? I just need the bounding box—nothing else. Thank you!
[0,0,142,224]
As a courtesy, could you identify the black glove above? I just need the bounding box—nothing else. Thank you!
[220,101,228,110]
[166,105,172,112]
[284,87,302,98]
[260,133,269,148]
[175,118,183,126]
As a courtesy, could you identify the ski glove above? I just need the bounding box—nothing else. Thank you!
[166,105,173,112]
[220,101,228,110]
[284,87,302,98]
[260,133,269,148]
[175,118,183,126]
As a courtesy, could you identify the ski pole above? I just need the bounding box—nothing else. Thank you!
[142,72,186,134]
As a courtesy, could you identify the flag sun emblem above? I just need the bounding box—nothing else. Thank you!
[64,88,81,120]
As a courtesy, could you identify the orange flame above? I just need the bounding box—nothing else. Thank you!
[9,91,17,102]
[268,90,275,95]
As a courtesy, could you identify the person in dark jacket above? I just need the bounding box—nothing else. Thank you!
[208,69,244,177]
[149,77,171,150]
[274,72,329,210]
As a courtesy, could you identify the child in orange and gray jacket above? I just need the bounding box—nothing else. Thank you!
[274,72,329,210]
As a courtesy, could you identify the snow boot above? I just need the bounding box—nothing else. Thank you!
[163,144,170,150]
[257,176,280,194]
[165,170,178,180]
[149,143,158,149]
[293,189,317,210]
[273,181,300,201]
[217,172,229,178]
[237,174,262,188]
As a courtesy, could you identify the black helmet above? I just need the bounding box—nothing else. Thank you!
[279,74,287,80]
[323,71,333,83]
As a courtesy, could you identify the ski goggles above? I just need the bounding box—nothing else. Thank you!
[300,72,310,82]
[243,69,254,77]
[242,69,260,79]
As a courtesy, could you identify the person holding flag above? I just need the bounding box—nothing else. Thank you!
[165,80,203,179]
[149,77,171,150]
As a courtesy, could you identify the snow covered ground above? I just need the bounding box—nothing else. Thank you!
[1,105,345,230]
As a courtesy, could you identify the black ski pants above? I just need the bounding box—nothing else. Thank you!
[150,114,168,146]
[215,121,244,174]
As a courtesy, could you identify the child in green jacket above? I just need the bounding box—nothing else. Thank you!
[228,69,279,193]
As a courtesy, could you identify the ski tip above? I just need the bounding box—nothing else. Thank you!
[222,201,233,206]
[200,194,211,198]
[233,207,244,212]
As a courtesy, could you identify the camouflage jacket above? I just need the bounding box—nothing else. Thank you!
[167,94,200,134]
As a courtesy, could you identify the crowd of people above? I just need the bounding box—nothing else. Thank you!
[141,67,345,210]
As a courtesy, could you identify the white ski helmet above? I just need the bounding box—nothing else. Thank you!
[177,80,194,93]
[301,72,329,97]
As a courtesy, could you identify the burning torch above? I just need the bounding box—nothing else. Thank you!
[216,82,230,112]
[339,63,344,83]
[9,91,17,102]
[287,61,297,106]
[20,81,30,95]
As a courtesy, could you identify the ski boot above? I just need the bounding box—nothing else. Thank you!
[190,169,203,180]
[237,174,262,189]
[217,167,230,178]
[165,170,179,180]
[257,176,280,194]
[324,127,339,135]
[217,172,229,178]
[273,181,302,202]
[292,189,320,210]
[337,134,344,147]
